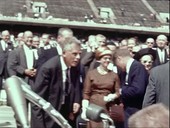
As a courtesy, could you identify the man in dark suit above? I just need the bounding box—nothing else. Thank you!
[36,28,73,70]
[143,62,169,108]
[7,30,37,86]
[35,33,58,70]
[153,34,169,67]
[31,37,82,128]
[0,30,14,89]
[113,49,148,128]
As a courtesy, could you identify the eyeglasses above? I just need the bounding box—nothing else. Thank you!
[102,56,111,61]
[132,51,137,54]
[141,60,153,64]
[147,42,154,44]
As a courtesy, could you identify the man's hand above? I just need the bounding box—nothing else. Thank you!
[73,103,80,114]
[24,69,37,77]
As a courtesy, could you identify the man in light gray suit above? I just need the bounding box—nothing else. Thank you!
[143,61,169,108]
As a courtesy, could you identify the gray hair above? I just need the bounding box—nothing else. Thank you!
[58,27,73,37]
[60,36,81,51]
[128,103,169,128]
[1,30,10,36]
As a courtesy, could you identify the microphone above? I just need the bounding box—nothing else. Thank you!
[4,76,29,128]
[86,103,114,126]
[7,76,72,128]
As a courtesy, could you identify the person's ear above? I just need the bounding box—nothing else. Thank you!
[62,51,66,57]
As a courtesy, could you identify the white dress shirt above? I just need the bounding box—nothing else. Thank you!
[60,56,69,104]
[125,58,134,84]
[0,40,7,51]
[23,44,34,69]
[56,43,63,55]
[157,48,165,63]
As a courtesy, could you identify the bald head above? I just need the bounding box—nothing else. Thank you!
[57,28,73,44]
[17,32,24,40]
[23,31,33,47]
[24,31,33,37]
[95,34,106,46]
[1,30,10,42]
[2,30,10,35]
[146,38,155,48]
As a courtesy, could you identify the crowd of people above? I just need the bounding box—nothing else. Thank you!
[0,28,169,128]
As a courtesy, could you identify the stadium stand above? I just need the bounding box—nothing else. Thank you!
[93,0,162,27]
[0,0,25,17]
[0,0,169,37]
[147,0,169,13]
[0,0,169,26]
[147,0,169,24]
[33,0,94,22]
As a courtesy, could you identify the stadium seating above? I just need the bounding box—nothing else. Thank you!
[0,0,169,27]
[0,0,25,17]
[93,0,162,27]
[147,0,169,13]
[44,0,94,21]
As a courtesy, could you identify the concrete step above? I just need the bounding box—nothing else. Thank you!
[0,89,7,106]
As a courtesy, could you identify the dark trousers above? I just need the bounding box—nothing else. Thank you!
[0,75,3,90]
[76,114,87,128]
[60,95,77,128]
[124,107,139,128]
[0,68,8,90]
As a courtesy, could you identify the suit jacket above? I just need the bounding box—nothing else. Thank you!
[121,60,148,109]
[0,40,14,75]
[153,48,168,67]
[81,51,94,67]
[35,47,58,70]
[121,60,148,128]
[81,51,95,75]
[143,62,169,108]
[31,56,81,128]
[7,46,36,85]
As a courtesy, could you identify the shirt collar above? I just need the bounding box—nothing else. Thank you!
[23,44,32,50]
[60,56,68,71]
[1,40,7,50]
[44,44,51,49]
[157,48,165,53]
[126,58,134,74]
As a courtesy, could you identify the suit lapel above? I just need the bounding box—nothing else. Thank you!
[19,48,27,68]
[127,60,137,85]
[0,42,3,51]
[165,49,168,62]
[32,51,37,68]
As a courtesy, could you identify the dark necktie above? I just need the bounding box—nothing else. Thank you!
[161,51,164,64]
[65,68,71,95]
